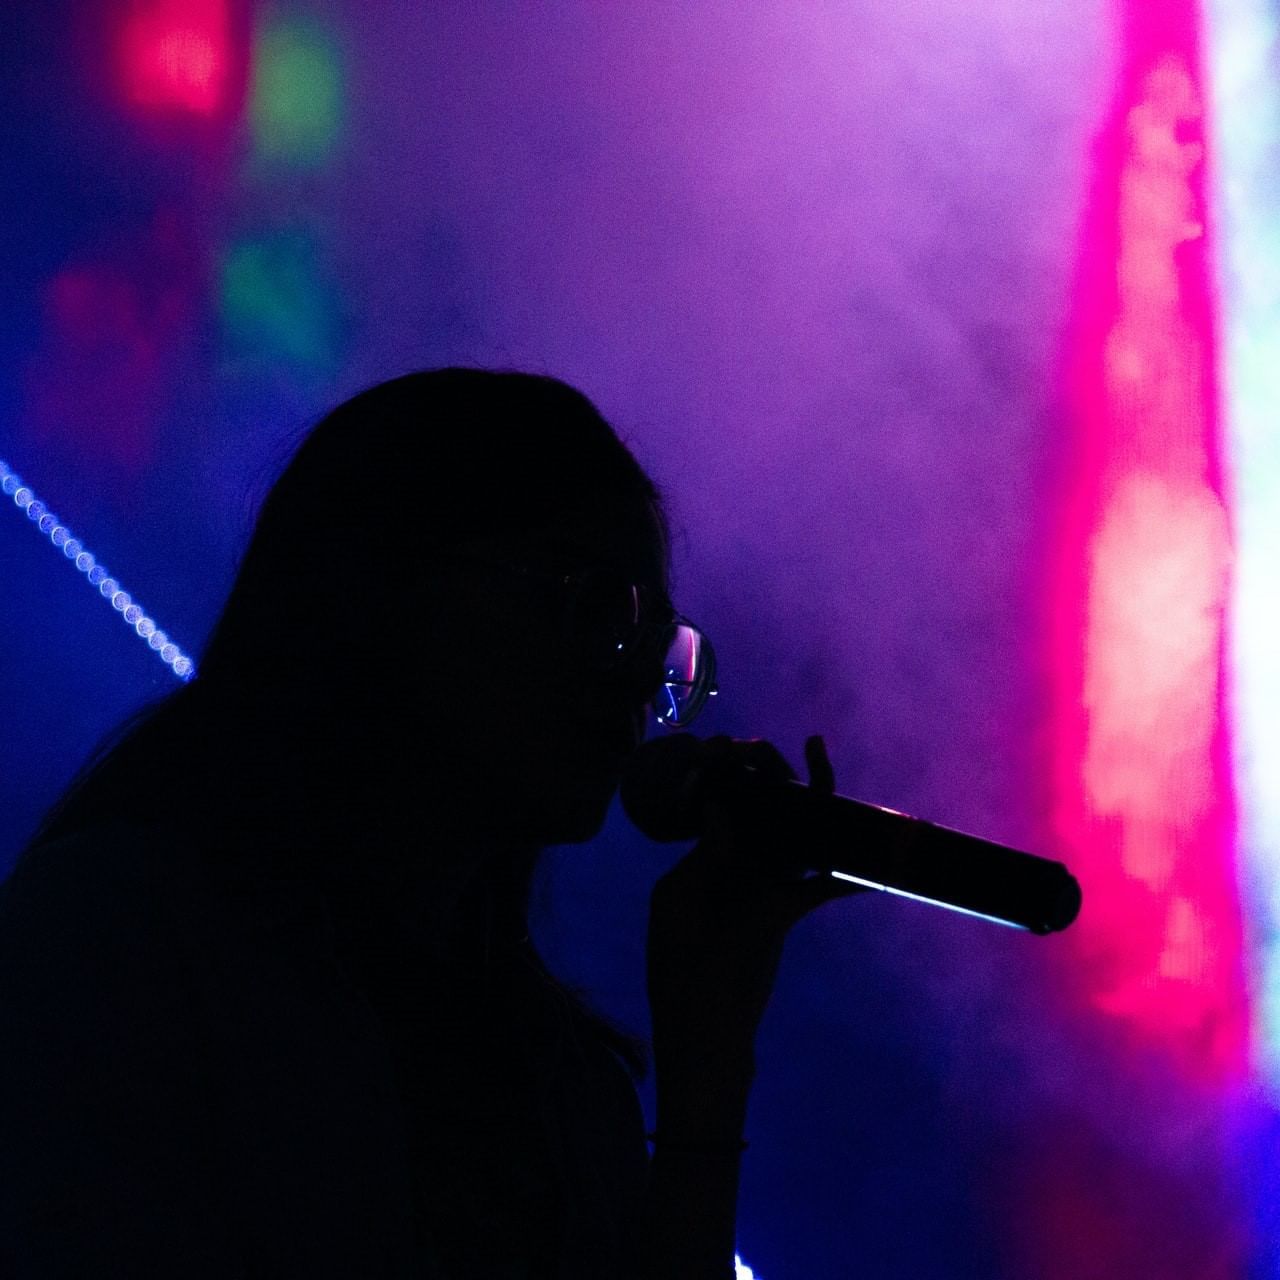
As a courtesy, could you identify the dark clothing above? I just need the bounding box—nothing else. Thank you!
[0,825,648,1277]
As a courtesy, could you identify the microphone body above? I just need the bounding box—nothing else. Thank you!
[620,735,1082,935]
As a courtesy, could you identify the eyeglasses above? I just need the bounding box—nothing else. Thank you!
[569,574,718,728]
[452,556,718,728]
[646,611,718,728]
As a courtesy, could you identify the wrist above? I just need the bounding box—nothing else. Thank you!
[647,1129,749,1160]
[653,1037,757,1083]
[656,1084,750,1142]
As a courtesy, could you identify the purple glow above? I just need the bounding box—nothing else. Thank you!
[5,1,1271,1273]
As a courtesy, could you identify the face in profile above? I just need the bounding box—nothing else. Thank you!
[404,500,673,847]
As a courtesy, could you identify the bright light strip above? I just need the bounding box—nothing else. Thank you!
[1,459,196,682]
[828,871,1029,931]
[1203,0,1280,1090]
[734,1255,758,1280]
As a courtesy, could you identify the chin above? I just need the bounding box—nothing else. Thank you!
[531,780,618,845]
[542,801,613,845]
[516,740,630,844]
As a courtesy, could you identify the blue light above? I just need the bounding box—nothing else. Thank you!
[0,457,197,682]
[828,870,1030,930]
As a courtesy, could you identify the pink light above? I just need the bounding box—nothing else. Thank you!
[119,0,230,116]
[1028,6,1254,1259]
[27,266,159,476]
[1048,24,1246,1087]
[24,213,200,479]
[1002,1123,1248,1280]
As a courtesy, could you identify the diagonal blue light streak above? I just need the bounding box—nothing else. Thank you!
[1,458,196,682]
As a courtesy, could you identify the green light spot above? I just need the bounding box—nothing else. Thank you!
[220,234,336,366]
[249,16,343,167]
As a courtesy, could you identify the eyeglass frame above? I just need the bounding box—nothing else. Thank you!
[440,552,718,727]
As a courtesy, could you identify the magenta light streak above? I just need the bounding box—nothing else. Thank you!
[1030,0,1249,1275]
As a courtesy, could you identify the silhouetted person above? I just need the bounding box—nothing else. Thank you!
[0,369,856,1278]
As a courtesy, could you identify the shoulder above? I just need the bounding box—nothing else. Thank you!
[0,828,415,1276]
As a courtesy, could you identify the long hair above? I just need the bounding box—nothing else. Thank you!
[29,368,658,1075]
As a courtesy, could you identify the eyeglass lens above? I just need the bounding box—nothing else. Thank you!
[568,574,714,727]
[652,622,715,727]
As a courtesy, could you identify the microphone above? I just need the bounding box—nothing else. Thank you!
[620,735,1082,935]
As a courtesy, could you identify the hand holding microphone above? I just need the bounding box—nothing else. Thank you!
[641,736,867,1097]
[623,732,1082,936]
[633,733,1082,1167]
[629,732,1081,1278]
[635,736,863,1277]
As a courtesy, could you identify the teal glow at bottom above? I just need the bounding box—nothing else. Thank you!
[220,232,336,367]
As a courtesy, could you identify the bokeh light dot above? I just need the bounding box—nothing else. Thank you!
[250,16,343,167]
[120,0,231,117]
[87,566,106,585]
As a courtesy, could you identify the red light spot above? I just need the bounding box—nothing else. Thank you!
[1001,1121,1248,1280]
[23,214,201,482]
[120,0,230,116]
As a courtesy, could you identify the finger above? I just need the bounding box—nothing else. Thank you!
[732,738,798,784]
[804,734,835,796]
